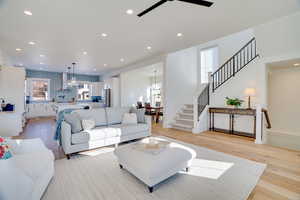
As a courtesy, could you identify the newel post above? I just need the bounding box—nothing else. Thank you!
[255,104,263,144]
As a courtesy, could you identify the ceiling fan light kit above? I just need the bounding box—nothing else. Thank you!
[137,0,214,17]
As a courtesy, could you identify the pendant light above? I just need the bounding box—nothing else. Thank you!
[71,62,76,83]
[153,69,160,90]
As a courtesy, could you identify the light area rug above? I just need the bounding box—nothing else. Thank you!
[42,136,266,200]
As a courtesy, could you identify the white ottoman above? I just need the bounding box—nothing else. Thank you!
[114,138,196,192]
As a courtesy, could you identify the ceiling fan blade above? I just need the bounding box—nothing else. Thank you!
[138,0,168,17]
[177,0,213,7]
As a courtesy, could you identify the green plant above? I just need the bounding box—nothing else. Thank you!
[225,97,244,107]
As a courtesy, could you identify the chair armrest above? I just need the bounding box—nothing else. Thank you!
[145,115,152,135]
[0,159,34,200]
[61,121,72,154]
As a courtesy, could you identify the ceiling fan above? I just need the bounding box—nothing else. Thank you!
[137,0,214,17]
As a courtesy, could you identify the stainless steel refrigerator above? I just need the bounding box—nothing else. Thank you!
[104,88,111,107]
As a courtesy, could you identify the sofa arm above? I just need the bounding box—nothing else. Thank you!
[145,115,152,135]
[0,159,34,200]
[61,121,72,155]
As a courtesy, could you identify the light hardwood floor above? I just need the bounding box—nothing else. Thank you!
[18,118,300,200]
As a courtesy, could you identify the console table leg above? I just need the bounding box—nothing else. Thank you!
[232,114,235,134]
[148,186,154,193]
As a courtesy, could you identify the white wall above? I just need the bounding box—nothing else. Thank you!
[198,29,254,72]
[0,66,25,136]
[0,49,12,66]
[267,66,300,150]
[120,69,152,107]
[255,11,300,58]
[164,47,198,127]
[101,55,165,79]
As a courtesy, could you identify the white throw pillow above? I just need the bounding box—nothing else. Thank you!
[81,119,96,130]
[122,113,138,125]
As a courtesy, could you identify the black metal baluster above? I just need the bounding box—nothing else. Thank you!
[212,38,258,92]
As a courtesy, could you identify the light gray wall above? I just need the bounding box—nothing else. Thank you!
[26,69,100,100]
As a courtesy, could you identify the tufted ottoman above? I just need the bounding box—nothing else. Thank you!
[114,137,196,192]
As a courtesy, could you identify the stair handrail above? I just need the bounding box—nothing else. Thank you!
[197,84,209,121]
[211,37,259,92]
[192,83,210,133]
[193,83,209,126]
[262,108,271,129]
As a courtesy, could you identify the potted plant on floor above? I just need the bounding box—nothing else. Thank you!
[225,97,244,108]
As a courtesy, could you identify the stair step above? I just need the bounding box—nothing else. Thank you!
[176,119,194,126]
[171,123,193,132]
[176,118,193,122]
[178,113,193,119]
[185,104,193,109]
[182,108,193,114]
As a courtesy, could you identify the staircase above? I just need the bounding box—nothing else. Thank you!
[171,104,194,132]
[170,38,259,133]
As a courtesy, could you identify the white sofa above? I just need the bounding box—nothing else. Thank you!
[0,138,54,200]
[61,107,152,159]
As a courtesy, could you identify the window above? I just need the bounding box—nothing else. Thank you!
[77,82,92,100]
[200,47,219,83]
[28,78,50,101]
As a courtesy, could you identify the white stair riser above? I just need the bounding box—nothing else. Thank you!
[172,126,192,132]
[178,113,193,119]
[182,109,193,114]
[176,119,193,126]
[185,104,193,109]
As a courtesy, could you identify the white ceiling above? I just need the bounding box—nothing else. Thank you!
[268,58,300,70]
[0,0,299,75]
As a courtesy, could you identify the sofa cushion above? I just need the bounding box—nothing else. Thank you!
[81,119,96,130]
[71,127,122,144]
[64,112,82,133]
[106,107,130,125]
[74,108,107,127]
[109,123,149,136]
[122,113,138,125]
[130,108,146,123]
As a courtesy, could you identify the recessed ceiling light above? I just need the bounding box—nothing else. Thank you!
[40,62,44,65]
[177,33,183,37]
[28,41,35,45]
[83,51,88,55]
[24,10,33,16]
[294,63,300,66]
[147,46,152,50]
[126,9,134,15]
[19,63,23,66]
[101,33,108,37]
[16,48,22,51]
[120,58,125,62]
[104,64,108,67]
[40,54,45,57]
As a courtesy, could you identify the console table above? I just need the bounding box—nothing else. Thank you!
[209,107,256,138]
